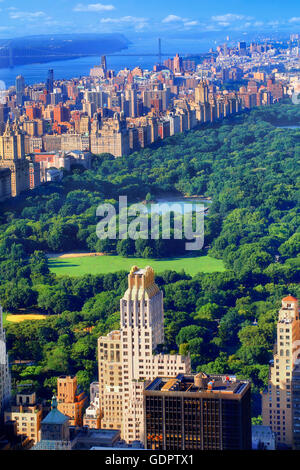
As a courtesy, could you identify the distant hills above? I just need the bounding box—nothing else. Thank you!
[0,33,130,68]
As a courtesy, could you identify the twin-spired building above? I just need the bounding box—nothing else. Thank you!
[98,266,191,443]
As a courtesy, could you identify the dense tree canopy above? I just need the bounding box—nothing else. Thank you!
[1,102,299,417]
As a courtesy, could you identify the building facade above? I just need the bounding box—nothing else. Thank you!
[33,396,72,450]
[0,168,11,201]
[144,373,251,450]
[4,391,42,444]
[98,266,191,443]
[0,120,30,197]
[0,305,11,416]
[262,296,300,448]
[57,376,88,427]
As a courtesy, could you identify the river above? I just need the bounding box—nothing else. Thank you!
[0,36,216,87]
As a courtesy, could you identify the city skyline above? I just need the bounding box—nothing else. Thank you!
[0,1,300,38]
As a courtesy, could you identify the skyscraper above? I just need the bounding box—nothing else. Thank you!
[262,295,300,448]
[101,55,107,73]
[46,69,54,94]
[129,88,138,118]
[15,75,25,106]
[0,304,11,416]
[98,266,191,443]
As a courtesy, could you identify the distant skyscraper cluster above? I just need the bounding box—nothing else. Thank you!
[0,37,294,203]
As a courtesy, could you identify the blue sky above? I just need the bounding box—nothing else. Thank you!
[0,0,300,37]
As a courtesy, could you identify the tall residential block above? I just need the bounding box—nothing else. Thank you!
[0,120,30,197]
[98,266,191,443]
[262,296,300,448]
[0,304,11,416]
[144,373,251,450]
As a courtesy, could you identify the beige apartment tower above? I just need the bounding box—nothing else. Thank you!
[262,296,300,448]
[98,331,122,431]
[0,120,30,197]
[98,266,191,443]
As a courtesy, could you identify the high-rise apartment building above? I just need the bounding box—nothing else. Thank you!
[292,362,300,449]
[98,266,191,443]
[0,120,25,160]
[262,296,300,448]
[0,305,11,416]
[0,168,11,201]
[0,103,9,126]
[195,81,209,105]
[0,120,30,197]
[90,113,130,157]
[144,373,251,450]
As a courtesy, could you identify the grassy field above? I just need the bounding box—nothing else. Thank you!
[3,313,47,325]
[5,314,47,323]
[48,254,225,277]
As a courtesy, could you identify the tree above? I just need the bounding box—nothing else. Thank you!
[176,325,208,346]
[116,239,135,257]
[48,223,78,252]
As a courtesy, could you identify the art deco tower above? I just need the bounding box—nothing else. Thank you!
[262,296,300,448]
[98,266,191,443]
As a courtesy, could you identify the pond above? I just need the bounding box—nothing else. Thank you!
[143,196,212,215]
[277,125,300,129]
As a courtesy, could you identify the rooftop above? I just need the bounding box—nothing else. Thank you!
[283,295,298,302]
[145,373,249,396]
[42,396,69,425]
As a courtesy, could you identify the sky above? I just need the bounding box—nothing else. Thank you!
[0,0,300,38]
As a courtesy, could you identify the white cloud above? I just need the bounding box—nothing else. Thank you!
[218,22,230,27]
[162,15,184,23]
[73,3,115,12]
[9,11,47,20]
[289,17,300,23]
[183,20,199,27]
[211,13,253,23]
[100,16,147,24]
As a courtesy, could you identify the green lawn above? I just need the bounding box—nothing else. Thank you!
[48,254,225,277]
